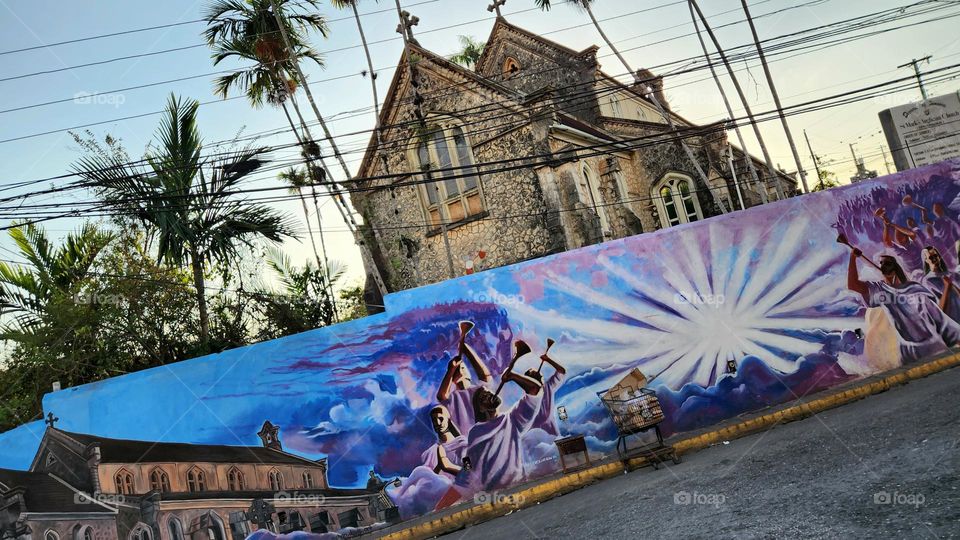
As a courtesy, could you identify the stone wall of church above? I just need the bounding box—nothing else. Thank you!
[352,66,558,292]
[478,32,601,125]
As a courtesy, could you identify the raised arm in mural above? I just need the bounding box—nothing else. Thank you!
[527,339,567,436]
[842,235,871,301]
[459,321,492,383]
[436,321,490,402]
[493,340,542,399]
[875,208,916,247]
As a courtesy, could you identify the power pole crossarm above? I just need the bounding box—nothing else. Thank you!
[898,56,932,100]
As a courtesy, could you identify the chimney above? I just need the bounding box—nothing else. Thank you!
[257,421,283,451]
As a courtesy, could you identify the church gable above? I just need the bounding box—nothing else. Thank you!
[476,20,599,97]
[358,45,525,183]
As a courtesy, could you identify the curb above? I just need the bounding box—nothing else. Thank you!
[378,352,960,539]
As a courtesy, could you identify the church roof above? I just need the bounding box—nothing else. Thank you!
[355,41,525,182]
[0,468,114,514]
[48,428,324,467]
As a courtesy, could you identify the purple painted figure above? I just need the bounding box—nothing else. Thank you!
[436,321,492,431]
[524,346,567,437]
[921,246,960,323]
[454,341,544,493]
[848,250,960,363]
[421,405,467,476]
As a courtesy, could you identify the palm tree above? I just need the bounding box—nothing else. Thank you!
[0,222,114,339]
[277,166,338,319]
[72,94,297,343]
[450,35,485,69]
[253,247,346,338]
[330,0,383,123]
[204,0,328,143]
[535,0,730,215]
[207,0,388,298]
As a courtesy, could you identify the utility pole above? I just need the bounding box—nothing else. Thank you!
[688,1,766,204]
[880,145,892,175]
[803,130,822,188]
[898,56,932,100]
[270,0,388,298]
[688,0,785,201]
[740,0,809,193]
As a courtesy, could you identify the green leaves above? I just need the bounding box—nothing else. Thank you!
[450,35,486,69]
[0,222,114,334]
[203,0,327,107]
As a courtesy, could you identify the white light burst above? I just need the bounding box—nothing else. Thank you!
[510,212,859,390]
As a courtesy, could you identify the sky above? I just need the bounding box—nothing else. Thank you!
[0,0,958,286]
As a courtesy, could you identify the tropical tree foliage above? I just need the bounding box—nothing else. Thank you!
[450,35,485,69]
[250,248,345,340]
[72,94,297,342]
[204,0,328,107]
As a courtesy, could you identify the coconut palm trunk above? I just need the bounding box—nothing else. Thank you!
[269,0,388,297]
[189,247,210,342]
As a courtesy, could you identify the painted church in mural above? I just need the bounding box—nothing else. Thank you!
[3,17,960,540]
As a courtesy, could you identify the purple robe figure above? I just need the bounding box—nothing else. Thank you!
[525,347,567,436]
[456,391,543,493]
[423,405,467,476]
[921,271,960,323]
[865,280,960,362]
[440,385,482,432]
[435,323,494,435]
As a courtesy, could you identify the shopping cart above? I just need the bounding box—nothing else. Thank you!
[597,386,680,468]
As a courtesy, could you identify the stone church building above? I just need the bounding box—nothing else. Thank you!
[0,423,394,540]
[352,18,796,293]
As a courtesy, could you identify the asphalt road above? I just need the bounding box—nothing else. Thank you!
[443,367,960,539]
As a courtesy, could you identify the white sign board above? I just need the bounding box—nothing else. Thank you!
[880,91,960,171]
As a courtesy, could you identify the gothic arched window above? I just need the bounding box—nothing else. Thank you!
[168,519,184,540]
[578,163,610,235]
[412,123,485,227]
[502,57,521,78]
[227,467,245,491]
[186,468,206,492]
[302,471,314,488]
[269,469,284,491]
[654,174,703,228]
[115,469,134,495]
[149,468,170,493]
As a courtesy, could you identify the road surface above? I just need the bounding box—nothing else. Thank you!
[444,367,960,539]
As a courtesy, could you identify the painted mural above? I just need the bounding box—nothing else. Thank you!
[3,159,960,538]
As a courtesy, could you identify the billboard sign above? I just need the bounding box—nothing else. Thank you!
[880,91,960,171]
